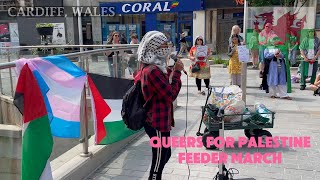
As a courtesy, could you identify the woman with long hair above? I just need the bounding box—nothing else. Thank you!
[228,35,242,86]
[188,36,212,95]
[229,25,244,45]
[105,31,126,77]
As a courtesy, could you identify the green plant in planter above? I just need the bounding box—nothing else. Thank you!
[36,23,54,28]
[31,48,38,55]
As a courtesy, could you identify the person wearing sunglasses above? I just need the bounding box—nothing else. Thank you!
[105,31,127,77]
[188,36,212,95]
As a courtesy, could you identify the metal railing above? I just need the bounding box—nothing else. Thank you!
[0,44,139,158]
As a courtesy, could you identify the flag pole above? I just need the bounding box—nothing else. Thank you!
[77,0,90,157]
[77,0,84,52]
[241,0,248,105]
[80,55,92,157]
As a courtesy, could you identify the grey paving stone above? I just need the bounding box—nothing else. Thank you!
[130,170,149,178]
[161,174,187,180]
[105,168,132,176]
[284,168,315,177]
[110,175,140,180]
[197,171,217,178]
[92,174,114,180]
[95,167,110,174]
[172,169,199,177]
[122,164,149,171]
[185,177,213,180]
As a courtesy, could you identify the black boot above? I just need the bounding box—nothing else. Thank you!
[314,87,320,96]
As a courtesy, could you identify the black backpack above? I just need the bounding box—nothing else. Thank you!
[121,66,151,131]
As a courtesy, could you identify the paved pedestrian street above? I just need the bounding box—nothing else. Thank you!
[87,65,320,180]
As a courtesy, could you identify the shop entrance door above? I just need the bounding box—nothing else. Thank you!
[81,16,93,47]
[156,22,176,46]
[217,20,236,53]
[178,12,193,53]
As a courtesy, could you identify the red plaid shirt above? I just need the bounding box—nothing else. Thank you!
[135,64,182,132]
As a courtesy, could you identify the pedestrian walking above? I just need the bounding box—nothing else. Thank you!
[179,32,189,56]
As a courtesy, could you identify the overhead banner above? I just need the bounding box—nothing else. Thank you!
[100,0,204,15]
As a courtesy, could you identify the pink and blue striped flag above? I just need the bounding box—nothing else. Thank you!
[14,56,107,139]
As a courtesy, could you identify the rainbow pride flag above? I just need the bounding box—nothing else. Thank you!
[170,1,179,8]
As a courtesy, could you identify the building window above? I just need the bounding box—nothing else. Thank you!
[101,14,145,44]
[317,14,320,29]
[157,13,178,46]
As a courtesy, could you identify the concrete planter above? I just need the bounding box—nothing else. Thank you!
[0,124,22,180]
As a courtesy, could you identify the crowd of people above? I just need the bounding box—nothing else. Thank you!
[106,24,320,98]
[102,25,320,179]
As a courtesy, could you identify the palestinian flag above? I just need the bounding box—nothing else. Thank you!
[14,63,53,180]
[88,73,139,145]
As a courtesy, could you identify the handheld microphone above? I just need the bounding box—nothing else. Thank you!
[169,52,188,75]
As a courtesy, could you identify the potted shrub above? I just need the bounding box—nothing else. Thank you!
[36,23,54,36]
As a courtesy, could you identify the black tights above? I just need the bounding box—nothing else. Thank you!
[144,123,171,180]
[196,78,210,91]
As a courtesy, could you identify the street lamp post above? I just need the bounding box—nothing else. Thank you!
[77,0,84,52]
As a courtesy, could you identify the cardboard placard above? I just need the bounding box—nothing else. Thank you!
[238,45,250,62]
[196,45,208,61]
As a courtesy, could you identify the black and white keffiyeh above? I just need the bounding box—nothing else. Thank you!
[137,31,170,73]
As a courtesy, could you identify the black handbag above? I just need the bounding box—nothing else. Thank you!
[191,63,200,73]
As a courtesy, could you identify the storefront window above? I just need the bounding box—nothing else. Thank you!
[316,2,320,29]
[101,14,145,44]
[178,13,193,21]
[157,13,178,46]
[316,14,320,29]
[156,12,193,50]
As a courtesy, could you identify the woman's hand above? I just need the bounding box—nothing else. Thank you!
[174,60,184,72]
[189,56,196,61]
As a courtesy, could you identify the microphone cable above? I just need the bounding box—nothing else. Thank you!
[171,52,190,179]
[184,70,190,180]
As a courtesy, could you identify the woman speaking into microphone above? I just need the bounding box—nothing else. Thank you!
[135,31,184,180]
